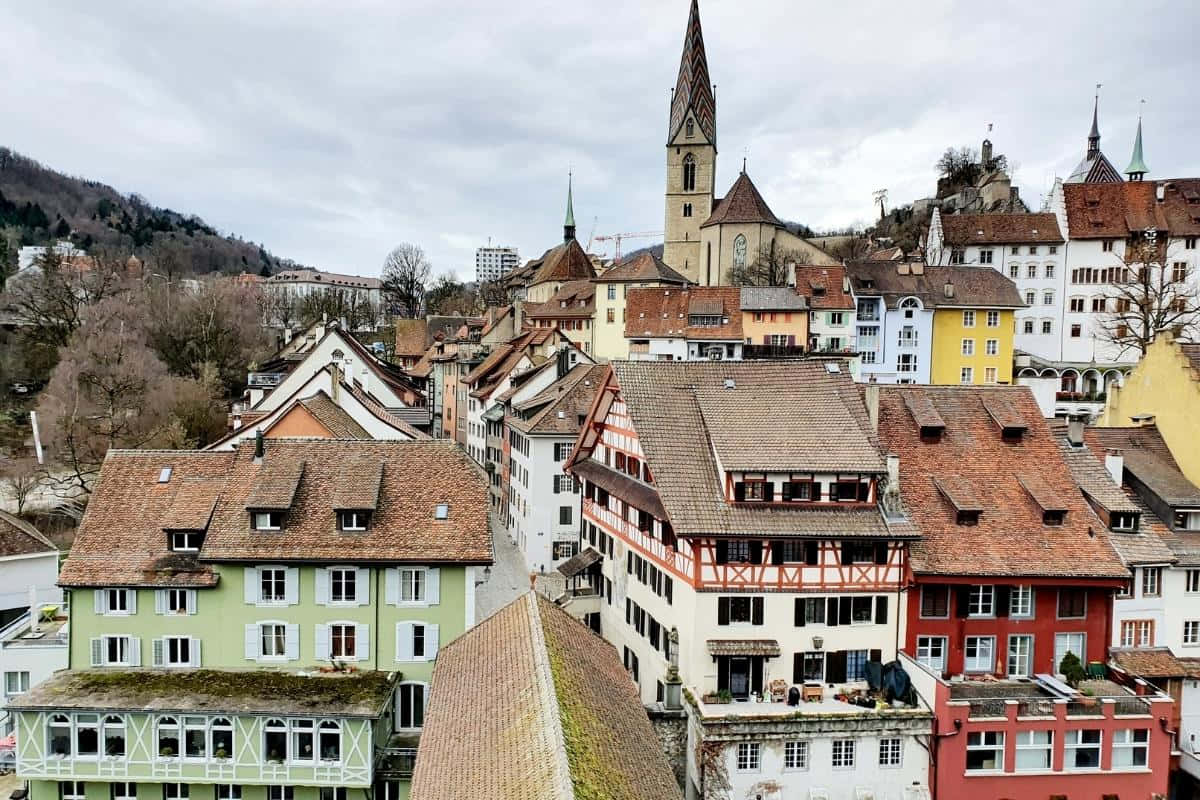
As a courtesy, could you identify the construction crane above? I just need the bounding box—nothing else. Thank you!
[592,231,663,263]
[585,216,598,252]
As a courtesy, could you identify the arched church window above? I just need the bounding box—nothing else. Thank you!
[682,154,696,192]
[685,119,694,138]
[733,235,747,269]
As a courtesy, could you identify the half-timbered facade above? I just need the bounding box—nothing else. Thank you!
[566,360,932,800]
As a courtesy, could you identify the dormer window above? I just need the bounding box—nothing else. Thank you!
[782,478,815,502]
[733,476,770,502]
[1042,510,1066,526]
[253,512,283,531]
[1176,511,1200,531]
[168,531,204,552]
[1110,512,1140,532]
[338,511,370,532]
[919,425,945,443]
[832,479,867,502]
[956,510,980,526]
[1001,426,1025,444]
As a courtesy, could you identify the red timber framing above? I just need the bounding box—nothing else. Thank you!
[583,496,693,583]
[694,538,904,592]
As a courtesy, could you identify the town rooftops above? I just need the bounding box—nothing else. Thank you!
[1063,179,1200,239]
[1110,648,1200,680]
[393,319,429,358]
[8,669,395,718]
[294,392,372,439]
[794,265,854,310]
[411,591,682,800]
[740,286,809,311]
[939,212,1064,245]
[1088,425,1200,507]
[0,510,58,558]
[266,268,381,291]
[508,364,606,437]
[525,280,595,319]
[847,262,1023,309]
[523,238,596,287]
[625,286,742,341]
[876,386,1127,579]
[701,171,783,228]
[596,251,689,284]
[58,439,492,588]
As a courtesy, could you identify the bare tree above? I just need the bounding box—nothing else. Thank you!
[2,247,132,348]
[1097,229,1200,358]
[0,456,41,515]
[381,243,432,318]
[727,243,813,287]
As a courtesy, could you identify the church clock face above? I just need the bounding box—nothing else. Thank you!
[733,235,747,267]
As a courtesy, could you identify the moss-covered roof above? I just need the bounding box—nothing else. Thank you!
[10,669,396,718]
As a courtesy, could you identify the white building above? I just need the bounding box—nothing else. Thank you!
[849,265,935,385]
[16,240,83,271]
[475,245,520,284]
[624,286,744,362]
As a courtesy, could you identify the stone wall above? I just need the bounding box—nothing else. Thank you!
[647,707,689,790]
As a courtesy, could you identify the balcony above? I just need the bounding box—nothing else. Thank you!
[742,344,807,360]
[951,679,1152,720]
[1055,391,1106,402]
[247,372,285,388]
[376,736,419,779]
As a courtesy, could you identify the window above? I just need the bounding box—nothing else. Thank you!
[829,312,845,326]
[320,791,346,800]
[964,636,995,672]
[168,531,203,552]
[163,786,188,800]
[266,789,292,800]
[985,339,998,356]
[1010,585,1033,617]
[163,589,192,615]
[183,715,207,760]
[1112,729,1149,768]
[100,635,132,666]
[920,587,948,618]
[400,568,426,603]
[1187,237,1197,250]
[1065,729,1101,769]
[260,623,286,658]
[330,624,357,659]
[1178,511,1200,531]
[1120,620,1154,648]
[831,739,855,769]
[968,585,994,617]
[1102,240,1115,252]
[1188,569,1200,593]
[103,589,133,615]
[879,737,902,767]
[916,636,946,672]
[398,683,427,730]
[1009,263,1019,278]
[163,636,192,667]
[960,367,973,384]
[253,512,282,530]
[966,731,1004,771]
[606,284,616,301]
[259,568,286,603]
[1045,264,1055,278]
[1058,589,1087,618]
[1183,621,1200,645]
[330,568,357,604]
[111,784,135,800]
[157,716,181,759]
[1092,296,1106,313]
[1023,319,1034,334]
[558,506,572,525]
[61,785,86,800]
[961,338,975,356]
[1055,633,1086,670]
[898,353,918,373]
[1015,730,1052,770]
[784,740,809,770]
[1007,635,1032,677]
[949,249,964,265]
[1141,566,1161,597]
[1025,290,1036,305]
[736,742,760,772]
[291,719,315,764]
[75,714,99,758]
[984,367,997,384]
[49,714,72,756]
[554,442,573,461]
[682,154,696,191]
[215,788,241,800]
[338,511,369,531]
[682,202,692,218]
[846,650,869,682]
[850,596,873,623]
[796,651,825,682]
[1043,291,1054,305]
[986,310,999,327]
[1027,264,1038,279]
[4,670,29,696]
[1042,320,1052,334]
[211,718,233,760]
[962,310,975,327]
[1069,296,1084,312]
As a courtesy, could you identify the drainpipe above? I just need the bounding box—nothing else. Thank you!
[374,568,381,673]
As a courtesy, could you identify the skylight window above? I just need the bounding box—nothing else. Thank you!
[158,467,173,483]
[435,504,450,520]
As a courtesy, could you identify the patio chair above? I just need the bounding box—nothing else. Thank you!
[768,678,788,702]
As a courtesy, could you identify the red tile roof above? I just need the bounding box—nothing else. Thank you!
[524,280,595,319]
[597,251,690,284]
[940,213,1064,245]
[701,171,782,228]
[794,265,855,310]
[625,286,742,341]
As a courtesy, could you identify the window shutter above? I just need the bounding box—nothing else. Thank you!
[874,542,888,565]
[155,591,166,615]
[793,653,803,683]
[396,623,413,662]
[826,598,839,626]
[90,638,102,666]
[717,657,730,691]
[838,597,852,626]
[875,596,888,624]
[285,624,299,660]
[94,590,105,615]
[717,597,730,626]
[826,650,847,683]
[244,568,258,605]
[315,625,329,660]
[315,569,329,606]
[426,568,441,605]
[805,542,819,566]
[152,638,165,667]
[128,638,141,667]
[128,592,137,615]
[627,552,633,574]
[356,624,369,661]
[762,335,770,345]
[285,568,300,605]
[748,541,763,565]
[715,540,728,564]
[190,639,202,668]
[244,625,258,660]
[955,587,970,617]
[762,483,774,502]
[751,597,764,626]
[782,482,793,502]
[385,568,399,606]
[840,542,852,565]
[426,624,440,660]
[771,541,785,565]
[794,598,805,627]
[356,569,370,605]
[553,475,560,494]
[994,586,1010,617]
[869,648,882,664]
[187,590,197,615]
[733,483,746,502]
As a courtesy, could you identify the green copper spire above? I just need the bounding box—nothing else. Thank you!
[563,172,576,242]
[1126,111,1148,180]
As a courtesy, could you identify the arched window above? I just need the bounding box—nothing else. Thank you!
[682,154,696,192]
[264,719,287,763]
[900,297,920,319]
[75,714,99,757]
[103,715,125,758]
[210,718,233,760]
[157,716,180,759]
[49,714,71,756]
[685,118,694,138]
[733,235,747,269]
[318,720,341,763]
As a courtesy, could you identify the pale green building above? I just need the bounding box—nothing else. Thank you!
[12,438,492,800]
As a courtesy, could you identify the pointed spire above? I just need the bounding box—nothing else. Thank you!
[668,0,716,146]
[1126,102,1149,181]
[1088,84,1101,157]
[563,172,576,242]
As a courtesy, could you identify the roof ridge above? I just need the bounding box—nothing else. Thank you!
[526,592,576,800]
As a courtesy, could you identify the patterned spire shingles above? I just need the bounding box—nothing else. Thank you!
[669,0,715,145]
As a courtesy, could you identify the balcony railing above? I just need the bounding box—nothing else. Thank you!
[963,694,1149,719]
[377,747,417,777]
[1055,391,1106,402]
[247,372,284,387]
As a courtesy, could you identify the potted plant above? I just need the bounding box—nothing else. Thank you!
[267,749,283,764]
[702,692,718,704]
[159,746,174,758]
[716,689,733,704]
[215,747,228,760]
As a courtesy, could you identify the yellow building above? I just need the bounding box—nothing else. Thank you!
[592,252,690,361]
[931,306,1018,385]
[1100,333,1200,486]
[739,286,808,354]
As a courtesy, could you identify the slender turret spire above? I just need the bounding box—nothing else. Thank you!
[1126,101,1149,181]
[668,0,716,147]
[1087,85,1101,157]
[563,172,576,242]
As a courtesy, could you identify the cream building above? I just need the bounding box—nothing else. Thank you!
[592,252,690,362]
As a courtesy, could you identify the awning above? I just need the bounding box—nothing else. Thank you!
[557,548,602,578]
[569,459,668,520]
[707,639,781,658]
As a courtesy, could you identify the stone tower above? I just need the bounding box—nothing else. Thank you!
[662,0,716,282]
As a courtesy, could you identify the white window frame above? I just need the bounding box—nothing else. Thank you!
[163,636,193,668]
[102,589,134,616]
[111,783,136,800]
[986,310,999,327]
[735,741,760,772]
[60,783,86,800]
[984,367,998,384]
[960,366,973,384]
[1183,620,1200,646]
[252,512,282,531]
[1186,569,1200,593]
[102,635,133,666]
[961,339,975,356]
[1014,730,1052,771]
[1064,729,1102,769]
[783,740,809,771]
[1141,566,1161,597]
[338,510,369,532]
[329,568,358,605]
[1111,729,1149,769]
[966,731,1004,772]
[399,568,427,604]
[962,310,975,327]
[259,567,287,605]
[1007,634,1033,677]
[396,681,428,732]
[1055,632,1086,669]
[259,622,288,660]
[831,738,856,769]
[4,670,30,696]
[215,787,241,800]
[968,585,994,617]
[878,737,902,768]
[985,338,998,355]
[964,636,995,673]
[916,636,946,672]
[328,622,359,661]
[1009,585,1033,618]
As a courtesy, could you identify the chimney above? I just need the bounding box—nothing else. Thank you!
[943,281,955,299]
[254,429,265,463]
[1156,183,1166,202]
[864,384,880,433]
[886,453,900,488]
[1105,449,1124,485]
[283,327,294,346]
[1066,417,1085,446]
[360,368,370,397]
[330,362,341,403]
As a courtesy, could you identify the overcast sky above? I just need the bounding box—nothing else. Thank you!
[4,0,1198,280]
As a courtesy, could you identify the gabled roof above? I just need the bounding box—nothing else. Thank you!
[394,319,429,358]
[794,265,854,310]
[847,262,1023,309]
[0,510,57,558]
[877,386,1127,579]
[1059,179,1200,239]
[939,213,1064,245]
[509,364,607,436]
[668,0,715,147]
[740,286,808,311]
[625,286,742,341]
[525,280,595,319]
[701,171,782,228]
[296,392,371,439]
[412,592,682,800]
[1110,648,1199,679]
[1088,425,1200,506]
[524,239,595,287]
[596,251,690,284]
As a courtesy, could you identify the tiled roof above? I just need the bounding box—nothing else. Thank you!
[331,460,383,510]
[343,382,430,440]
[525,239,596,287]
[509,364,607,436]
[1059,180,1200,239]
[267,268,381,290]
[939,213,1064,245]
[668,0,715,146]
[160,480,220,531]
[297,393,371,439]
[393,319,428,357]
[1017,472,1068,513]
[0,510,57,558]
[740,286,808,311]
[701,171,783,228]
[597,252,689,284]
[59,440,492,587]
[876,386,1128,579]
[933,476,982,513]
[556,548,601,578]
[625,286,742,341]
[1110,648,1199,679]
[1088,426,1200,506]
[794,265,855,310]
[847,262,1023,309]
[585,361,909,539]
[412,592,682,800]
[244,460,305,511]
[525,280,595,319]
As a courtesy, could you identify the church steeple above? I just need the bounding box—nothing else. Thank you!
[563,172,576,242]
[1126,105,1149,181]
[1066,85,1123,185]
[1087,88,1101,158]
[668,0,716,147]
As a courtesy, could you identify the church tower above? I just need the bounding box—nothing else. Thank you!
[662,0,716,282]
